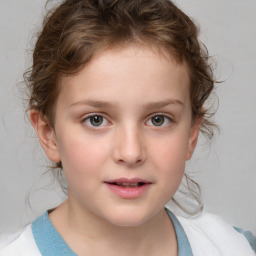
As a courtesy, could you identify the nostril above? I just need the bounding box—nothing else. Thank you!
[117,157,143,167]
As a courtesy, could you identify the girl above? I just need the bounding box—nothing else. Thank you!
[0,0,255,255]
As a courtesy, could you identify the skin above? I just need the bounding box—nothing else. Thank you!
[30,45,201,256]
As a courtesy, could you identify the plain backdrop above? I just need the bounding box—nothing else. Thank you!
[0,0,255,233]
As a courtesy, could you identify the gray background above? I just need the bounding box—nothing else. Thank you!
[0,0,255,233]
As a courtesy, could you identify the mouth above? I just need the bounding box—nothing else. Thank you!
[104,178,151,199]
[106,181,147,188]
[105,178,151,187]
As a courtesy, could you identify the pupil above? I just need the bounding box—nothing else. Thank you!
[90,116,103,126]
[152,115,164,126]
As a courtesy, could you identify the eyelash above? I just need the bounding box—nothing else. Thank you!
[81,113,173,128]
[82,113,111,128]
[146,114,173,127]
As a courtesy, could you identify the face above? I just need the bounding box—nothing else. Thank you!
[32,45,200,227]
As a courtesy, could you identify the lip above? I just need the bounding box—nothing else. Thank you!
[106,178,151,183]
[104,178,152,199]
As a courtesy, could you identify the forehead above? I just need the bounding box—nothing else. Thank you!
[57,45,191,109]
[84,44,189,79]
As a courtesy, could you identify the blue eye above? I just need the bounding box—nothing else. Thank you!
[146,115,171,127]
[84,115,109,127]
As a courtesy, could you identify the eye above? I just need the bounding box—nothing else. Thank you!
[83,115,110,127]
[146,115,171,127]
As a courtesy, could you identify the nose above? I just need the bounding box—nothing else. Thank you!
[112,125,146,167]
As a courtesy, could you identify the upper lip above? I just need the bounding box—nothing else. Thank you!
[105,178,151,184]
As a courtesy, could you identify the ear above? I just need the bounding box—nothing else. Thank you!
[30,110,61,163]
[186,116,202,160]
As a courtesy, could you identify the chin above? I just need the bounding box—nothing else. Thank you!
[102,206,155,228]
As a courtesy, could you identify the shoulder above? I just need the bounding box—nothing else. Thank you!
[177,212,256,256]
[0,224,41,256]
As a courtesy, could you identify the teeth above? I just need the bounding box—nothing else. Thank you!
[115,182,140,187]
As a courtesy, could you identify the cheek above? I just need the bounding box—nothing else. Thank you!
[150,134,189,166]
[57,134,110,183]
[148,134,189,184]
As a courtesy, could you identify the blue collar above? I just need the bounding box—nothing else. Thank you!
[32,211,77,256]
[165,208,193,256]
[32,209,193,256]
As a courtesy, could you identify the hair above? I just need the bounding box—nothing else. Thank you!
[24,0,218,213]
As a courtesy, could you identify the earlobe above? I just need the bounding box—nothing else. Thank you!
[30,110,61,163]
[186,117,202,160]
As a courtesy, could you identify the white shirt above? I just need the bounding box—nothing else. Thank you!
[0,210,255,256]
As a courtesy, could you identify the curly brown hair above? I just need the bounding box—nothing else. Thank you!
[25,0,218,213]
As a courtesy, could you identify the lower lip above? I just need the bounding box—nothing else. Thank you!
[105,183,151,199]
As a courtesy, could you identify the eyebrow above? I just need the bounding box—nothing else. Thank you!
[69,100,116,109]
[142,99,184,110]
[69,99,184,109]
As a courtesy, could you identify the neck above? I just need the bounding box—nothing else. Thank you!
[49,200,177,256]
